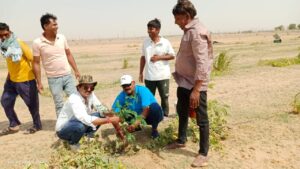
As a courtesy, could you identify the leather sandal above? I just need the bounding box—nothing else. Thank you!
[0,127,19,136]
[24,127,41,134]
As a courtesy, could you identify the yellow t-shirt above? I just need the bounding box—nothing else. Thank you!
[6,39,35,82]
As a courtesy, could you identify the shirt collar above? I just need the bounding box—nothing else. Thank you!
[75,90,93,104]
[150,36,163,45]
[184,18,199,31]
[40,34,59,43]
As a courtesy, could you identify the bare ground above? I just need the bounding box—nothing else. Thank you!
[0,31,299,169]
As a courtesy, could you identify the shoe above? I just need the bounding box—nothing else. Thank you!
[191,155,208,167]
[165,141,186,149]
[0,127,19,136]
[69,143,80,152]
[151,129,159,139]
[24,127,41,134]
[85,132,95,142]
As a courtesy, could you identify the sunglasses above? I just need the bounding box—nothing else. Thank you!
[122,83,132,88]
[83,85,95,91]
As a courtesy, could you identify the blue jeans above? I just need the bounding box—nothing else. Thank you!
[56,112,101,145]
[47,74,76,117]
[145,102,164,130]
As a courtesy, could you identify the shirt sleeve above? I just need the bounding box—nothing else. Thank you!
[18,40,33,61]
[69,95,97,129]
[91,93,108,117]
[112,92,125,113]
[62,35,70,50]
[190,30,210,81]
[32,40,40,57]
[140,87,152,108]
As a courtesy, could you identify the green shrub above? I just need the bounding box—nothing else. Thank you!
[258,57,300,67]
[47,138,125,168]
[145,100,229,151]
[292,92,300,114]
[212,52,232,76]
[122,58,128,69]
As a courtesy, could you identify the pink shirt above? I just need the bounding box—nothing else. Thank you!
[32,34,71,77]
[173,18,213,91]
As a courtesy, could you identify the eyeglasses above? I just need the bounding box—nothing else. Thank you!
[121,83,131,88]
[83,85,95,91]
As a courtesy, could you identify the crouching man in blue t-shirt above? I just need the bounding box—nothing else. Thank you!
[112,74,163,138]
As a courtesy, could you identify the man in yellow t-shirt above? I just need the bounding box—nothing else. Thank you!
[0,23,42,136]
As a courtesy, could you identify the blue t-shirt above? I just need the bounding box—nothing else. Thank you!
[112,85,157,115]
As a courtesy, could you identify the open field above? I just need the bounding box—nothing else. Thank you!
[0,31,300,168]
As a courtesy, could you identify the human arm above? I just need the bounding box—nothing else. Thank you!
[65,48,80,79]
[126,106,150,132]
[139,56,145,83]
[150,40,175,62]
[190,30,210,108]
[32,56,43,93]
[150,54,175,62]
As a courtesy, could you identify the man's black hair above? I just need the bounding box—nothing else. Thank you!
[147,18,161,29]
[0,22,10,31]
[172,0,197,19]
[40,13,57,30]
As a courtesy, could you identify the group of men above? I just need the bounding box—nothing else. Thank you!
[0,0,213,167]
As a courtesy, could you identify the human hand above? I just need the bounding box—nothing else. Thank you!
[37,82,44,94]
[150,55,160,62]
[75,71,81,80]
[126,125,136,133]
[189,89,200,109]
[108,116,120,124]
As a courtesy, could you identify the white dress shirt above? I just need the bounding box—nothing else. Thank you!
[55,91,107,131]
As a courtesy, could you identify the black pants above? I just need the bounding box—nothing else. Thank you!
[145,79,169,116]
[176,87,209,156]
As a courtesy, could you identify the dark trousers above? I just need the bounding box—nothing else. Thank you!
[57,112,101,144]
[1,79,42,129]
[176,87,209,156]
[145,79,169,116]
[145,102,164,130]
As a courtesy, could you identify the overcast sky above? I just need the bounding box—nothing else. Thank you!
[1,0,299,40]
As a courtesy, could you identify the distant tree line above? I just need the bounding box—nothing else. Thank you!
[275,24,300,31]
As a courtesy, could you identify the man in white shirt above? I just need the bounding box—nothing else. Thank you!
[55,75,122,151]
[139,18,175,117]
[32,13,80,117]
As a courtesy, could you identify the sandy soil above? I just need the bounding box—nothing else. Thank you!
[0,31,299,169]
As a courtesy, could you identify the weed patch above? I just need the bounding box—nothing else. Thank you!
[212,52,232,77]
[258,53,300,67]
[292,92,300,114]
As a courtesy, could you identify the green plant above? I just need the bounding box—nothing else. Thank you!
[47,138,125,168]
[288,23,297,30]
[122,58,129,69]
[258,57,300,67]
[144,118,178,150]
[146,100,229,151]
[292,92,300,114]
[207,100,229,150]
[212,52,232,76]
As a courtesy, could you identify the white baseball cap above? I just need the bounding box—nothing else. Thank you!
[120,74,133,85]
